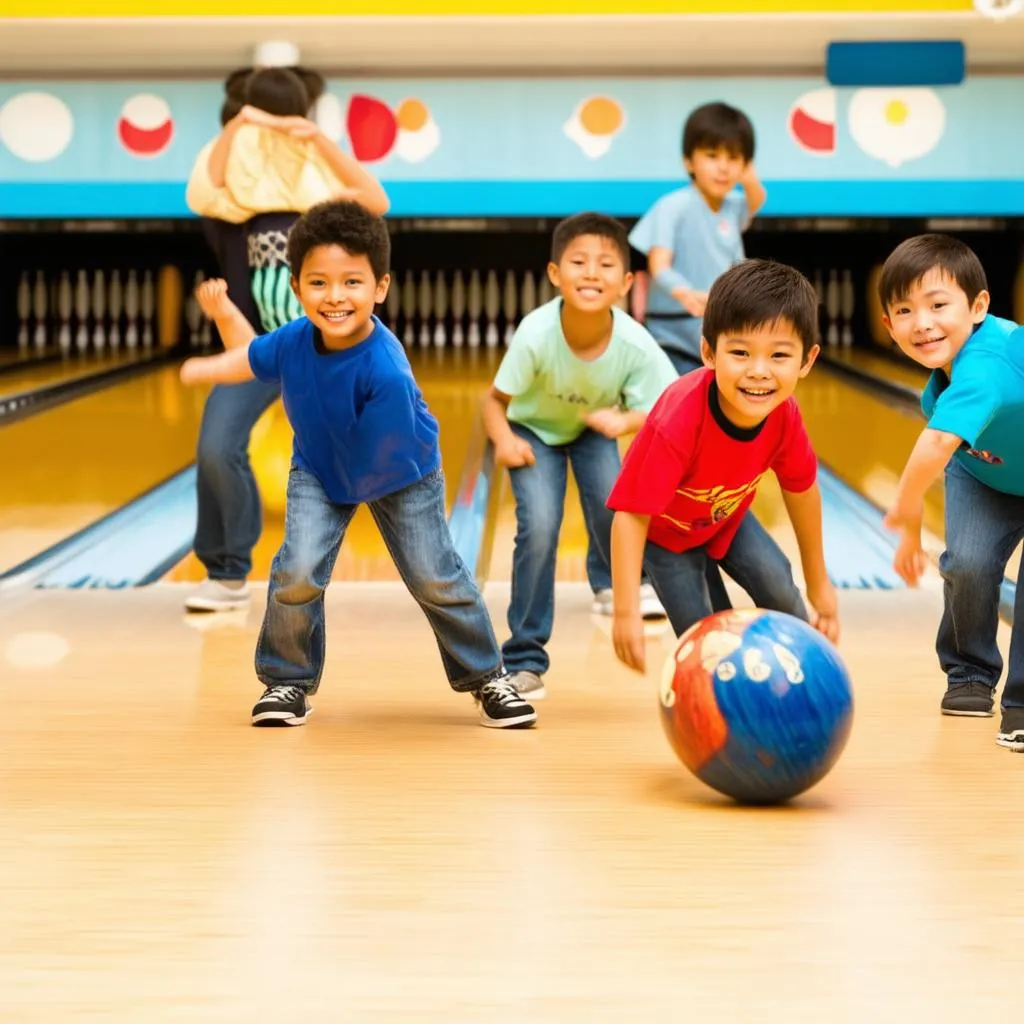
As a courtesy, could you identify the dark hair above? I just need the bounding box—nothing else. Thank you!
[550,212,630,266]
[682,102,755,164]
[225,65,324,111]
[878,233,988,311]
[219,97,243,127]
[703,259,819,356]
[243,67,310,118]
[287,200,391,280]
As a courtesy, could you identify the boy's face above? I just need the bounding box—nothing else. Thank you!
[292,244,390,345]
[684,145,747,203]
[881,267,989,371]
[702,320,818,430]
[548,234,633,314]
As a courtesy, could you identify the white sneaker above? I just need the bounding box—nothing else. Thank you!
[639,583,667,621]
[592,586,667,621]
[508,670,546,701]
[184,579,251,612]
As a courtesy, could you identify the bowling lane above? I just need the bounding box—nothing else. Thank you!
[0,348,165,401]
[823,346,930,394]
[0,363,210,576]
[166,347,505,584]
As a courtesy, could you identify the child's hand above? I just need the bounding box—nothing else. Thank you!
[740,161,760,189]
[195,278,233,321]
[671,288,707,317]
[494,436,535,468]
[584,407,630,439]
[612,611,646,673]
[179,357,206,387]
[807,579,840,644]
[892,529,928,587]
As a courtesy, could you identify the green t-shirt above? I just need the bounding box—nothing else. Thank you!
[494,299,679,446]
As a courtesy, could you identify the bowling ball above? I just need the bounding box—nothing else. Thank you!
[659,609,853,805]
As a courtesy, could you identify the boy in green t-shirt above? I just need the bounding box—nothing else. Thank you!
[482,213,678,700]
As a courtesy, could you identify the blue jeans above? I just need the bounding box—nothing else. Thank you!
[194,379,281,582]
[255,465,504,695]
[643,510,808,637]
[503,424,623,674]
[939,459,1024,708]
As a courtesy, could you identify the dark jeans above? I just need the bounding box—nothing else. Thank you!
[938,459,1024,708]
[644,511,807,636]
[193,379,281,581]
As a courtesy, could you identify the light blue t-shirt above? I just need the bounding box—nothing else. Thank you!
[628,186,747,358]
[248,316,441,505]
[494,298,678,446]
[922,314,1024,495]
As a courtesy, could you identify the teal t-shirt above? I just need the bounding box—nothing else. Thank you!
[494,299,679,446]
[922,314,1024,495]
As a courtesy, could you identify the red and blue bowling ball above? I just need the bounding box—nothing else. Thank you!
[660,609,853,805]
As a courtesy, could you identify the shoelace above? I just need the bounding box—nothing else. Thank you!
[262,685,305,704]
[481,679,526,704]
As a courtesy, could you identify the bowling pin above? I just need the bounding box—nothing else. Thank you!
[57,272,72,355]
[537,272,555,307]
[74,270,90,353]
[385,265,401,330]
[401,270,417,349]
[484,269,500,349]
[840,269,854,347]
[185,270,203,348]
[450,270,466,348]
[432,270,448,348]
[16,272,30,353]
[109,270,123,350]
[417,269,432,348]
[32,270,47,352]
[467,269,482,349]
[141,270,155,349]
[92,270,107,351]
[520,270,537,317]
[124,269,139,350]
[502,269,518,347]
[825,269,839,348]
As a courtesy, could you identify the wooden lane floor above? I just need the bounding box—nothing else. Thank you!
[0,577,1021,1020]
[823,345,930,394]
[0,364,210,576]
[0,348,166,401]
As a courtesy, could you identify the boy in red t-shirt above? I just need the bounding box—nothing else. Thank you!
[607,258,840,672]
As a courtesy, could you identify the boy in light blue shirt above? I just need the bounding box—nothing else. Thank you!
[880,233,1024,752]
[629,101,766,375]
[483,213,678,700]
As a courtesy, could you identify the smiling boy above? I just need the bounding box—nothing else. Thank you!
[607,258,840,673]
[179,199,537,731]
[879,233,1024,750]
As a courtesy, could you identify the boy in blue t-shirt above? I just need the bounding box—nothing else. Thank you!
[880,234,1023,752]
[629,101,766,376]
[180,200,536,730]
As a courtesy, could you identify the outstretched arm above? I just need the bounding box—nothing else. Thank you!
[782,482,839,643]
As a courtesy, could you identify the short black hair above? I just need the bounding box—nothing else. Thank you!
[878,233,988,311]
[703,259,819,357]
[682,102,756,163]
[287,200,391,280]
[244,67,310,118]
[550,212,630,266]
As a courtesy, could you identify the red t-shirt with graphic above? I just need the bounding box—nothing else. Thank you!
[607,368,817,558]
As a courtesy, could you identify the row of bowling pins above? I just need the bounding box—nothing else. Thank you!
[16,269,214,355]
[386,267,567,350]
[814,268,856,348]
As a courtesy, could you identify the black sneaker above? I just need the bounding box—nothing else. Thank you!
[996,707,1024,752]
[252,685,312,726]
[940,682,995,717]
[474,677,537,729]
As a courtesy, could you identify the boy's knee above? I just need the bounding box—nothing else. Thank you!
[939,546,1001,587]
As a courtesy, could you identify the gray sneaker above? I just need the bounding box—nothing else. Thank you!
[185,579,251,613]
[508,670,546,701]
[996,707,1024,751]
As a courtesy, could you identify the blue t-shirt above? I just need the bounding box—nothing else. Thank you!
[248,316,441,505]
[922,314,1024,496]
[628,186,747,357]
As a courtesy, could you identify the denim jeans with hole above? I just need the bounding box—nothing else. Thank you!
[255,465,505,694]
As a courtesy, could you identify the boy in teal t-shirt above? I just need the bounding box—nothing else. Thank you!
[483,213,677,700]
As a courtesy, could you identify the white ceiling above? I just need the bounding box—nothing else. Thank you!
[0,12,1022,77]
